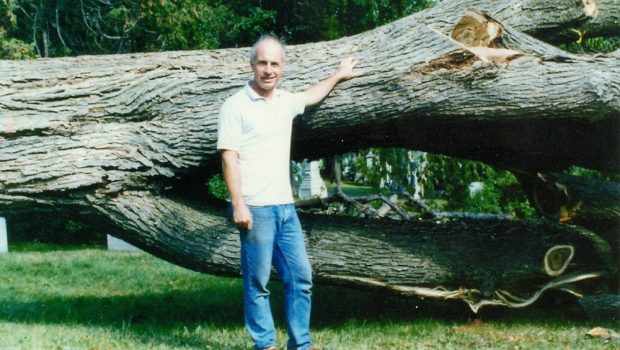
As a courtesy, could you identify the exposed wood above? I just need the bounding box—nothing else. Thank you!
[375,194,398,218]
[450,9,503,47]
[296,191,411,220]
[431,211,515,221]
[544,245,575,277]
[296,191,514,221]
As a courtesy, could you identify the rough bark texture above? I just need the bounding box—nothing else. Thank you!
[1,0,619,309]
[91,192,614,299]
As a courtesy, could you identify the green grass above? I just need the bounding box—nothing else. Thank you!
[324,181,374,197]
[0,243,617,349]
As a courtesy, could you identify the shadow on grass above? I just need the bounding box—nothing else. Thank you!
[2,290,238,326]
[1,283,615,349]
[313,285,608,327]
[0,285,246,348]
[0,279,603,328]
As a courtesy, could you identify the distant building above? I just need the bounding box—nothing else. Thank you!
[297,161,328,199]
[0,217,7,253]
[107,235,141,252]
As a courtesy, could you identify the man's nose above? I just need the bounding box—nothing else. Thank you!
[265,64,273,74]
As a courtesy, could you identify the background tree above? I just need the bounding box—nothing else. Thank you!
[0,0,435,58]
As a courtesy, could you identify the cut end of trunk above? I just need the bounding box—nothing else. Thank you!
[544,245,575,277]
[583,0,599,18]
[424,9,523,66]
[450,9,503,47]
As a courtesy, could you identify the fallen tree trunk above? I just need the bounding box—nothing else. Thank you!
[1,1,618,310]
[90,191,613,312]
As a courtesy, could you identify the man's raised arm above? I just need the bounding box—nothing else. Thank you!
[302,57,361,107]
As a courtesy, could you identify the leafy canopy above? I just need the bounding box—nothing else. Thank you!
[0,0,432,58]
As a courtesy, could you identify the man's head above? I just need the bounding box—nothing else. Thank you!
[249,35,285,97]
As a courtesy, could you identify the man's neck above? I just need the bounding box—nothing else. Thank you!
[250,80,275,100]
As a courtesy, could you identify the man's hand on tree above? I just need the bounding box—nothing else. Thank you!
[334,56,362,81]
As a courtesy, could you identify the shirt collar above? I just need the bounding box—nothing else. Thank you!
[245,82,281,101]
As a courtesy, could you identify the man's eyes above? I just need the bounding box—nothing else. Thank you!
[258,62,279,67]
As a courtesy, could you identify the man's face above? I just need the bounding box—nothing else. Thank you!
[251,39,284,96]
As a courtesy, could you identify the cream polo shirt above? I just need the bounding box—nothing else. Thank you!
[216,83,306,206]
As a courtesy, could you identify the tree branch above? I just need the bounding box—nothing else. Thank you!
[54,2,70,51]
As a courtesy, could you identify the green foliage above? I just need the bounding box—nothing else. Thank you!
[219,6,277,48]
[126,1,247,52]
[227,0,434,44]
[64,219,87,234]
[561,34,620,54]
[348,149,535,217]
[0,0,279,56]
[0,0,435,57]
[0,1,34,58]
[0,34,36,58]
[7,212,105,245]
[207,173,229,201]
[568,166,620,182]
[582,36,620,53]
[354,148,412,194]
[424,154,535,217]
[464,183,501,213]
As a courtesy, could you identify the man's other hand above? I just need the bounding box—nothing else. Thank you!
[233,204,253,231]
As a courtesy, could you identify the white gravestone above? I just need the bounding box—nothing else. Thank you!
[0,217,7,253]
[468,181,485,196]
[298,161,328,199]
[107,234,141,252]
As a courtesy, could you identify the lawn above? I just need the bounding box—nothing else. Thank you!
[0,243,617,349]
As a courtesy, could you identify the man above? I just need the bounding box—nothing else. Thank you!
[217,34,360,350]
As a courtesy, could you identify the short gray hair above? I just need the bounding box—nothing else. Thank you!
[249,34,285,63]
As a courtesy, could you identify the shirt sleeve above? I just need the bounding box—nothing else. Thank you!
[216,100,242,152]
[290,92,307,119]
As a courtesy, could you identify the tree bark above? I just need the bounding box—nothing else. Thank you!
[1,1,618,309]
[89,191,613,311]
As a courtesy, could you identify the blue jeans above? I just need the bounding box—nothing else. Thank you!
[240,204,314,350]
